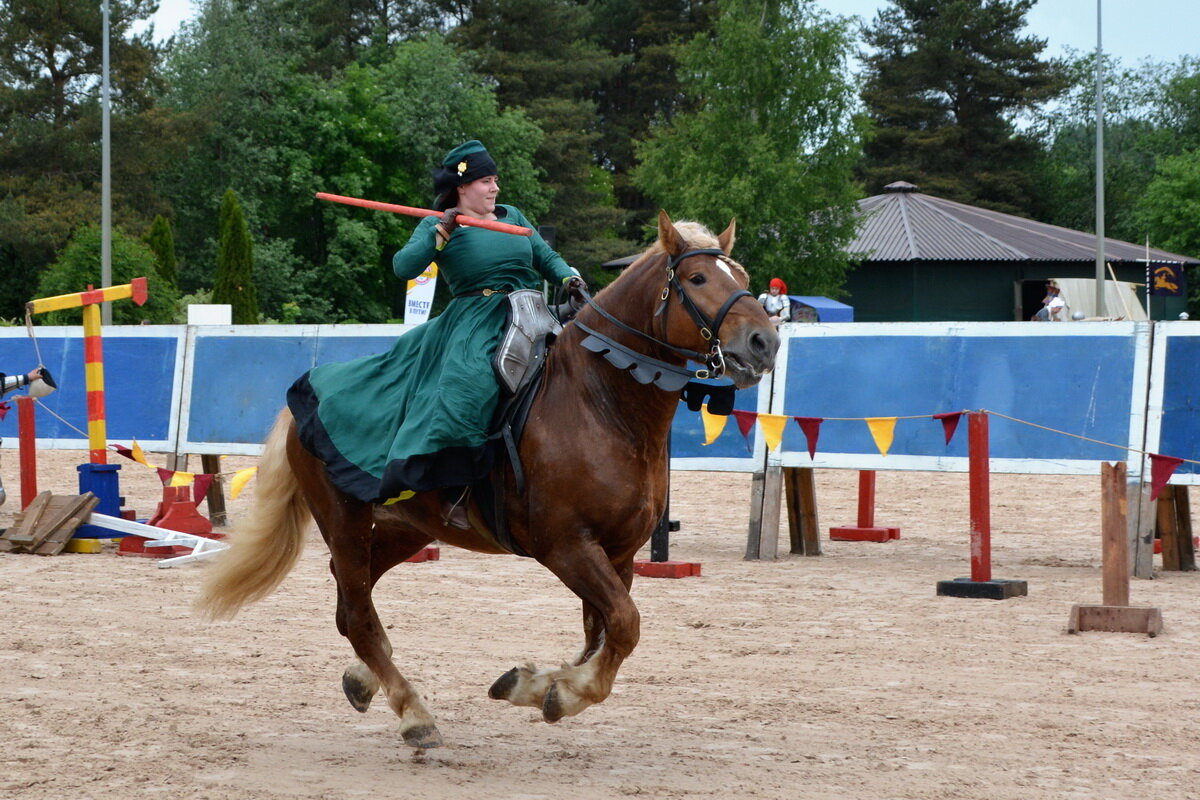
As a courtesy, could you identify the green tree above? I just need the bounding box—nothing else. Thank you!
[35,225,181,324]
[143,215,178,288]
[859,0,1066,215]
[635,0,864,297]
[1136,150,1200,311]
[0,0,178,318]
[589,0,719,240]
[212,189,259,324]
[452,0,632,273]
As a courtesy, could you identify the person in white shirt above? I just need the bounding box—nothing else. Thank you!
[1032,281,1066,321]
[758,277,791,327]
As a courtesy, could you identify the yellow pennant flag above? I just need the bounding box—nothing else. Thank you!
[758,413,789,452]
[866,417,897,456]
[130,439,151,467]
[230,467,257,500]
[169,470,195,487]
[700,403,728,445]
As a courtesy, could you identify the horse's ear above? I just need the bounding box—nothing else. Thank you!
[718,218,736,255]
[657,210,683,256]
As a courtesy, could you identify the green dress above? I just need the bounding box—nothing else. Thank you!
[288,205,577,503]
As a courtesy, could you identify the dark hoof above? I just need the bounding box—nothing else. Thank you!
[403,724,444,749]
[542,681,564,723]
[489,667,520,701]
[342,670,375,713]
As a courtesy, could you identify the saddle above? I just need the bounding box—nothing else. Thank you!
[464,290,563,557]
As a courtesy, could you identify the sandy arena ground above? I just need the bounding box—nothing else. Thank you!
[2,449,1199,800]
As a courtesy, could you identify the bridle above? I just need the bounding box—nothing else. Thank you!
[572,246,753,386]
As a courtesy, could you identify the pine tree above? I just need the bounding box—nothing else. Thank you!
[212,190,259,324]
[143,216,179,289]
[859,0,1066,215]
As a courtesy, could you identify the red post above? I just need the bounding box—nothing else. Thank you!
[856,471,877,527]
[17,395,37,508]
[968,411,991,582]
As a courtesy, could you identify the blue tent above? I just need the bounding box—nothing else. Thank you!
[789,296,854,322]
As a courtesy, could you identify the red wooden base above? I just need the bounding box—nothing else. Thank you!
[829,525,900,542]
[633,559,701,579]
[1154,536,1199,554]
[406,545,440,563]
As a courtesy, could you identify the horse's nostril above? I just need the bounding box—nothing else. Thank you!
[749,331,768,357]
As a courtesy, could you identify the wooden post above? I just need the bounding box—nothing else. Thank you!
[758,466,782,560]
[968,411,991,582]
[17,396,37,508]
[200,454,228,526]
[1101,462,1130,607]
[1156,485,1196,572]
[784,467,821,556]
[1067,461,1164,636]
[745,471,765,560]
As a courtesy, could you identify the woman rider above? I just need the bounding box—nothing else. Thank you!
[288,140,584,527]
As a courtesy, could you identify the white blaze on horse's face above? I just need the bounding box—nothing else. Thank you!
[713,256,734,280]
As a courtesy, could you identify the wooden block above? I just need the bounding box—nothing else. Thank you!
[1067,604,1163,637]
[0,492,54,549]
[62,538,103,554]
[405,545,440,563]
[633,559,701,579]
[830,525,900,542]
[32,494,100,555]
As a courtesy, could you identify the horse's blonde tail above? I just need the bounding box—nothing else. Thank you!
[196,409,311,620]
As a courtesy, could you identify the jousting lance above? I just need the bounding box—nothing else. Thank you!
[314,192,533,236]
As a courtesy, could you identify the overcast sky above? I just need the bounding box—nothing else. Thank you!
[139,0,1200,67]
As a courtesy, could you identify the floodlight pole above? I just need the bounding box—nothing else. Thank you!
[1094,0,1106,317]
[101,0,113,325]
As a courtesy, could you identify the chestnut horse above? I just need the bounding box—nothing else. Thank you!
[197,211,779,748]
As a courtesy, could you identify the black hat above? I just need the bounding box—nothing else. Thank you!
[432,140,498,210]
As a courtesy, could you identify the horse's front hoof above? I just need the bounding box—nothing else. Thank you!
[489,667,520,701]
[402,723,444,749]
[542,681,565,723]
[342,669,376,713]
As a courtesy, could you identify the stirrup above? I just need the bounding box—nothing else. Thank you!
[442,502,470,530]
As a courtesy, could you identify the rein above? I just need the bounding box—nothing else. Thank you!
[572,248,752,388]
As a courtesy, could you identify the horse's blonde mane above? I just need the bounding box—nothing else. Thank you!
[644,219,749,283]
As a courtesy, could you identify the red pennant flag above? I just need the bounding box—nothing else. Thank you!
[155,467,175,486]
[192,473,215,507]
[112,444,135,462]
[0,401,9,421]
[730,409,757,439]
[933,412,963,445]
[793,416,823,459]
[1149,454,1185,501]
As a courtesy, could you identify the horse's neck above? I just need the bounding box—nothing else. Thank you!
[548,273,682,441]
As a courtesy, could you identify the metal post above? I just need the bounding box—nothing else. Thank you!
[101,0,113,325]
[1094,0,1106,317]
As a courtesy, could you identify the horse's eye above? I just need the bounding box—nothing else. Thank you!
[688,274,707,286]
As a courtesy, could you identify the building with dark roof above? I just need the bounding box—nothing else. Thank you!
[846,181,1198,321]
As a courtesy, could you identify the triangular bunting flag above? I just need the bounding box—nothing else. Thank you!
[793,417,823,459]
[191,473,215,506]
[230,467,257,500]
[130,439,151,467]
[155,467,174,485]
[758,413,788,452]
[866,417,897,457]
[700,403,728,445]
[932,412,963,445]
[113,444,135,462]
[169,470,195,488]
[0,402,10,421]
[1149,453,1185,501]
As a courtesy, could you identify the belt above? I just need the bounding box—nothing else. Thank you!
[455,289,509,298]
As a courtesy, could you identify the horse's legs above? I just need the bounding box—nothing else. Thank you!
[338,524,433,714]
[490,545,638,723]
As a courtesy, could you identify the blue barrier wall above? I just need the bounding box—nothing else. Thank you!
[1148,322,1200,480]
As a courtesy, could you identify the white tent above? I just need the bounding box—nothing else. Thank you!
[1052,278,1147,321]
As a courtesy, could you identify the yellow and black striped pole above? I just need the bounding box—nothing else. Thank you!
[26,277,149,464]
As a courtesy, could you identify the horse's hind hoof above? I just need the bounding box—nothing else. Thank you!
[542,681,564,723]
[342,670,376,713]
[402,723,444,749]
[488,667,520,701]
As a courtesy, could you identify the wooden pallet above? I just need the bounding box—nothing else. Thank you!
[0,492,100,555]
